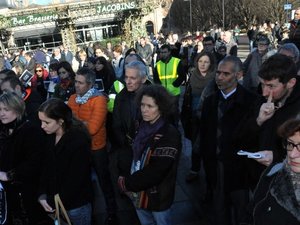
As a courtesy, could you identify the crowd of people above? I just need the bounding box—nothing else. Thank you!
[0,7,300,225]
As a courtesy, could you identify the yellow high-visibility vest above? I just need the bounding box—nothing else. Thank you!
[156,57,181,96]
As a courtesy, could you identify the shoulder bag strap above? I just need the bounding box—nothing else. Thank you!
[54,194,72,225]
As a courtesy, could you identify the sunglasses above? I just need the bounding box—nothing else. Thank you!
[35,69,43,72]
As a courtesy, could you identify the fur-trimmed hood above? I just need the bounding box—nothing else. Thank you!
[268,163,300,222]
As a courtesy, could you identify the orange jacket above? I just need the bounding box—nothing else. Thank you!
[68,94,107,150]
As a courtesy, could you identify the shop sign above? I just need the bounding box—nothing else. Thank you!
[8,1,137,27]
[10,12,58,26]
[96,1,136,14]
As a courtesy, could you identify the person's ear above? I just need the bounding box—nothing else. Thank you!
[141,76,147,84]
[235,71,243,80]
[287,78,297,89]
[58,119,64,126]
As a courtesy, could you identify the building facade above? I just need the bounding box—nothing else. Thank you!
[0,0,170,52]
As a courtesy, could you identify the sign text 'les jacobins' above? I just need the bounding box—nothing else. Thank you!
[10,1,137,27]
[96,1,136,14]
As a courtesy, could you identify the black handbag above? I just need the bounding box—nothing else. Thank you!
[181,73,193,140]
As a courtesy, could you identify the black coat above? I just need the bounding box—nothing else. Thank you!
[239,78,300,163]
[260,79,300,162]
[200,84,259,192]
[0,119,45,186]
[124,123,182,211]
[253,162,300,225]
[0,119,46,223]
[112,88,140,148]
[112,88,140,176]
[39,128,93,210]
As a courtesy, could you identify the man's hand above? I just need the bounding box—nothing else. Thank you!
[254,150,273,166]
[257,91,275,126]
[0,172,8,181]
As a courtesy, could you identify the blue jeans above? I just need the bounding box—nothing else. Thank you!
[136,208,172,225]
[67,203,92,225]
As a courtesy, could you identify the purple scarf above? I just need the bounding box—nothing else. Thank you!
[132,117,165,161]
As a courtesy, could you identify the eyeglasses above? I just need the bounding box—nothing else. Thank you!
[35,69,42,72]
[284,140,300,152]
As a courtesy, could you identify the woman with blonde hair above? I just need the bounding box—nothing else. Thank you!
[0,92,50,224]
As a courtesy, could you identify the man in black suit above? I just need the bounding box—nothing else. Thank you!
[199,56,258,225]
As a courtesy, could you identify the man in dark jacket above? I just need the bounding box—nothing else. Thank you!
[242,54,300,167]
[200,56,258,225]
[136,37,153,67]
[289,8,300,50]
[0,76,43,124]
[24,52,36,75]
[112,61,147,175]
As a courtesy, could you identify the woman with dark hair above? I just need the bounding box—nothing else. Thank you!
[253,117,300,225]
[53,61,75,103]
[183,51,217,181]
[0,92,50,225]
[38,98,93,225]
[118,84,181,225]
[190,51,216,106]
[47,63,59,99]
[94,56,116,94]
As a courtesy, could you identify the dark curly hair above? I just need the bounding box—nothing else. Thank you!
[136,84,177,122]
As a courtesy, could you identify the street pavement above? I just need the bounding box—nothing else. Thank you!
[92,37,250,225]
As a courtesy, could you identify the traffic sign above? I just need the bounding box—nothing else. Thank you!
[284,4,292,10]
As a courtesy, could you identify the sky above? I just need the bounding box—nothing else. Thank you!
[28,0,81,5]
[28,0,54,5]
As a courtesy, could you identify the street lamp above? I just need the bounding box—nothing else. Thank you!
[184,0,192,32]
[222,0,225,30]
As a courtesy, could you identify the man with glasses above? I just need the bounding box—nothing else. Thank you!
[289,8,300,50]
[243,35,273,92]
[199,56,258,225]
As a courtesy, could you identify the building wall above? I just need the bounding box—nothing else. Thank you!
[142,7,165,34]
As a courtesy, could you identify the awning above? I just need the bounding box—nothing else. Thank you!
[11,22,57,39]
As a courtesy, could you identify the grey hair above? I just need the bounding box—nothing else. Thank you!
[278,43,300,63]
[76,67,96,85]
[219,55,243,73]
[125,61,148,78]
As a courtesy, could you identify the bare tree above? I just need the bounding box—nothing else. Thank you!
[170,0,300,32]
